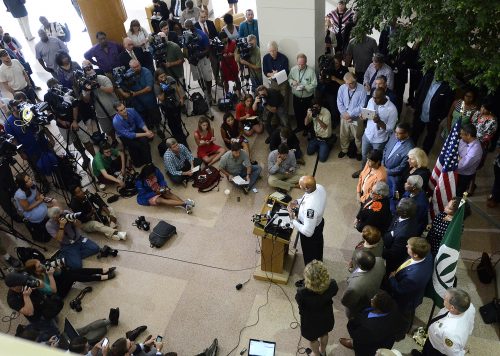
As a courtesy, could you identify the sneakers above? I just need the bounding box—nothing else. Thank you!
[116,231,127,240]
[338,151,347,158]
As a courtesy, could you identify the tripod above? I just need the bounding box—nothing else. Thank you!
[239,64,252,95]
[0,214,48,251]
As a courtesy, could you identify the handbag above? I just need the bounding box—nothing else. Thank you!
[192,166,221,193]
[475,252,495,284]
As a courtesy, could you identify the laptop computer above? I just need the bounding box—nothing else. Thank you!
[248,339,276,356]
[60,318,80,349]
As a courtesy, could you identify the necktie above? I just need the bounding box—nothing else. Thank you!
[203,23,209,36]
[129,50,137,61]
[396,259,412,273]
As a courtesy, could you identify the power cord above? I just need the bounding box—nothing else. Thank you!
[2,311,19,334]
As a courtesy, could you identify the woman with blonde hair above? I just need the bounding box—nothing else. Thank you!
[295,260,338,356]
[400,147,431,194]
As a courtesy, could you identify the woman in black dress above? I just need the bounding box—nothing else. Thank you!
[295,260,338,356]
[426,197,460,256]
[355,181,393,234]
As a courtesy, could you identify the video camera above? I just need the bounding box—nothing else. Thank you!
[159,80,178,108]
[318,54,334,82]
[10,100,54,127]
[149,34,169,63]
[210,36,224,57]
[0,133,22,163]
[236,37,252,61]
[73,69,100,91]
[180,30,202,65]
[112,66,136,90]
[47,85,76,117]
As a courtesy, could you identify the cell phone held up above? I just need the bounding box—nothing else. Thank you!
[155,335,163,343]
[101,337,109,348]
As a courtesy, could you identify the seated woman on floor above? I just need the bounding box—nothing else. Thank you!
[220,112,256,164]
[235,94,263,136]
[194,116,226,166]
[135,163,195,214]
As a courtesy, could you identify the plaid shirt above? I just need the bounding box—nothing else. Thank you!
[164,144,193,176]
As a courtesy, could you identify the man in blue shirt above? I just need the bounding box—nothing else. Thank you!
[116,60,163,137]
[238,9,259,45]
[112,102,154,167]
[184,20,213,103]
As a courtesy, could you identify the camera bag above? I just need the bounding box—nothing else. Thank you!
[149,220,176,248]
[191,92,209,115]
[16,247,46,264]
[192,165,221,193]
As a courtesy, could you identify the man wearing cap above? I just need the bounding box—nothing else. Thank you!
[5,272,60,341]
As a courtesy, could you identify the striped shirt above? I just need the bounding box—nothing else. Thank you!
[164,144,194,176]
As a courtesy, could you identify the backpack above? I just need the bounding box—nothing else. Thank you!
[192,166,221,192]
[16,247,46,264]
[149,220,176,248]
[191,92,209,115]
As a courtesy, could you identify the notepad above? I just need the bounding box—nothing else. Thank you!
[232,176,249,185]
[272,69,288,85]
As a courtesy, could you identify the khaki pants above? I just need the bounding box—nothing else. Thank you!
[268,170,303,191]
[81,220,117,239]
[339,119,363,153]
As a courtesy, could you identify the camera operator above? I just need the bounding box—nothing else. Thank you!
[69,184,127,241]
[253,85,285,142]
[112,101,154,168]
[154,68,188,147]
[304,99,334,162]
[4,92,52,187]
[235,34,262,92]
[5,272,60,342]
[317,52,348,128]
[183,19,214,103]
[150,30,185,88]
[45,206,100,269]
[81,60,119,145]
[116,59,163,138]
[24,258,115,299]
[44,78,94,169]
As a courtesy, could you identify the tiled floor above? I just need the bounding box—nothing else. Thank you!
[0,1,499,355]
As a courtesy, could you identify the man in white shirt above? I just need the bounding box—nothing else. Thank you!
[0,49,36,102]
[412,288,475,356]
[354,88,398,178]
[287,176,327,287]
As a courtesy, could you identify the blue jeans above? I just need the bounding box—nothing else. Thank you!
[60,238,100,269]
[237,164,262,189]
[307,138,331,162]
[361,134,388,168]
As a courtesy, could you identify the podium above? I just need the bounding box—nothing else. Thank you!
[252,195,297,284]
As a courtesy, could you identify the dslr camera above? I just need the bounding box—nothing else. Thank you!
[112,66,136,90]
[97,245,118,258]
[43,257,65,270]
[310,106,321,118]
[60,212,82,223]
[134,216,150,231]
[24,275,41,289]
[73,69,100,91]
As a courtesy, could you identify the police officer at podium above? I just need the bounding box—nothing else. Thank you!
[287,176,327,287]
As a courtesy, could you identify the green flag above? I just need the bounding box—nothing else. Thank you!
[428,201,465,307]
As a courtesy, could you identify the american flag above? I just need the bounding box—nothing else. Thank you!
[429,120,462,219]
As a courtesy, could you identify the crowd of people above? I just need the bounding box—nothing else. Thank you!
[0,0,498,355]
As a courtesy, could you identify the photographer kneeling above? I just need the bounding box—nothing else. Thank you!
[92,142,126,187]
[305,99,335,162]
[45,207,100,269]
[5,272,60,342]
[24,258,116,299]
[154,68,188,148]
[69,184,127,241]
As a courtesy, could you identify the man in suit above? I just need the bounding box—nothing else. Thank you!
[411,70,453,153]
[340,291,404,355]
[119,38,154,73]
[341,250,385,319]
[382,198,418,274]
[195,10,219,83]
[388,237,433,333]
[382,122,415,212]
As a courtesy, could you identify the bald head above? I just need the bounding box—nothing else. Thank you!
[299,176,317,193]
[129,59,141,73]
[123,37,134,50]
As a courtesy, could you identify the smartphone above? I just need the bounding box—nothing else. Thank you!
[155,335,163,343]
[102,338,109,348]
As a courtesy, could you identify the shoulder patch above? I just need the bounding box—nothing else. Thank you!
[445,338,453,347]
[307,209,315,218]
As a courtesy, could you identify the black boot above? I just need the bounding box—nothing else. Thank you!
[109,307,120,325]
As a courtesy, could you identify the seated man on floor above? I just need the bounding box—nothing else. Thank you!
[112,101,154,168]
[268,143,303,192]
[163,138,202,186]
[69,185,127,241]
[136,163,195,214]
[46,207,101,269]
[91,142,126,187]
[219,142,262,194]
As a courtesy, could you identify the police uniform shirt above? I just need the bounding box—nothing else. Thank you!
[292,184,326,237]
[428,304,476,356]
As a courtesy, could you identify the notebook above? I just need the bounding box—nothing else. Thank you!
[248,339,276,356]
